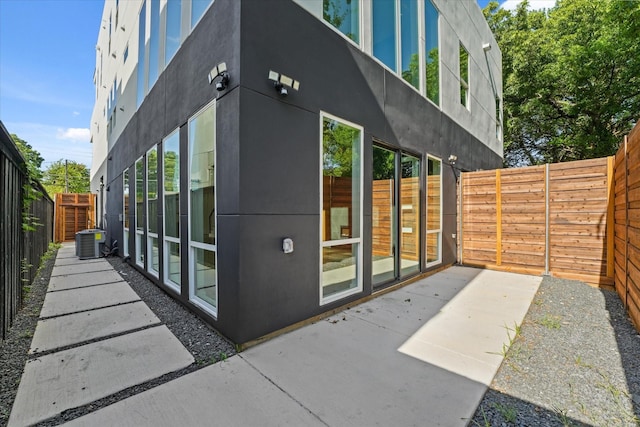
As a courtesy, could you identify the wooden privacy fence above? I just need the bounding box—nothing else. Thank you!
[614,121,640,331]
[54,193,96,242]
[0,122,54,340]
[459,157,614,287]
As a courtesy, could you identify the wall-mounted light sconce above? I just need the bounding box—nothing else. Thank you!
[208,62,229,91]
[111,52,117,58]
[448,154,458,165]
[106,186,110,192]
[119,107,125,112]
[96,45,101,51]
[482,43,492,52]
[108,155,113,161]
[268,70,300,96]
[120,26,125,31]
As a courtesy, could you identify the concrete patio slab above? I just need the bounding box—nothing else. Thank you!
[30,302,160,354]
[397,268,541,385]
[54,257,106,266]
[51,259,113,277]
[62,356,326,427]
[8,326,194,427]
[40,282,140,318]
[48,270,124,291]
[241,312,486,427]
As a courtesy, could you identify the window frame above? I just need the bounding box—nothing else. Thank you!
[146,145,159,278]
[135,156,146,268]
[425,154,442,268]
[187,100,218,317]
[321,0,363,48]
[162,127,181,293]
[459,42,470,109]
[123,168,130,257]
[319,111,364,306]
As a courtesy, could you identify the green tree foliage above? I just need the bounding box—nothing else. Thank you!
[484,0,640,166]
[323,118,359,177]
[42,160,90,195]
[12,134,45,231]
[12,134,44,181]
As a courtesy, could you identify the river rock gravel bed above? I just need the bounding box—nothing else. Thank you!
[470,276,640,427]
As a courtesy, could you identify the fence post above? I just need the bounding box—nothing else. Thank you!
[458,172,464,265]
[624,135,629,309]
[545,163,550,276]
[496,169,502,266]
[607,156,615,280]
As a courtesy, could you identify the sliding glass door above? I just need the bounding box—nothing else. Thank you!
[372,145,421,286]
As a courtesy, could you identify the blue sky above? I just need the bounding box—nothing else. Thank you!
[0,0,103,168]
[0,0,553,170]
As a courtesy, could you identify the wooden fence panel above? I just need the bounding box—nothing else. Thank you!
[614,121,640,332]
[461,170,498,266]
[460,157,614,284]
[548,158,612,284]
[0,123,53,341]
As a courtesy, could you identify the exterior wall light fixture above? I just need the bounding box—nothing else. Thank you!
[482,43,491,52]
[268,70,300,97]
[448,154,458,165]
[208,62,229,91]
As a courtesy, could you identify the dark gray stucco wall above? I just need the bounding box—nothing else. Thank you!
[225,0,502,343]
[105,0,501,344]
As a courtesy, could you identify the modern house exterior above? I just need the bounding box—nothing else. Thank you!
[90,0,502,345]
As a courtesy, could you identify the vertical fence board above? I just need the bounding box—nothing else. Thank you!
[0,124,53,340]
[615,122,640,332]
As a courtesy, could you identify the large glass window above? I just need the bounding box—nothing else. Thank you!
[321,113,363,304]
[460,43,469,108]
[189,102,217,315]
[400,0,419,90]
[136,1,146,108]
[163,129,181,291]
[148,0,160,88]
[400,153,420,275]
[424,0,439,105]
[147,147,159,277]
[165,0,181,64]
[135,157,145,267]
[426,156,441,266]
[123,169,130,257]
[191,0,213,29]
[323,0,360,44]
[372,146,397,285]
[372,0,396,70]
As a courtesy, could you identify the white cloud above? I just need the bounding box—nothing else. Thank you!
[57,127,91,142]
[501,0,556,11]
[5,122,92,167]
[73,111,80,116]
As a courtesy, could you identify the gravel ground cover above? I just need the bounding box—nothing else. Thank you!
[0,249,235,427]
[471,276,640,427]
[3,249,640,427]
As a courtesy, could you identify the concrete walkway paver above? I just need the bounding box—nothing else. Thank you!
[9,326,194,427]
[40,281,140,318]
[62,356,327,427]
[50,259,113,276]
[9,243,195,427]
[30,301,160,354]
[62,266,541,427]
[48,269,124,291]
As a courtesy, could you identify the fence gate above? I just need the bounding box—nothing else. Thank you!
[54,193,96,242]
